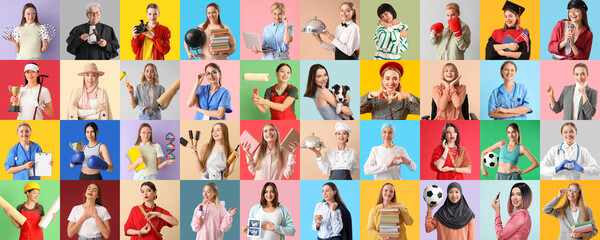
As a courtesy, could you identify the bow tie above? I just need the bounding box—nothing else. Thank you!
[341,23,348,27]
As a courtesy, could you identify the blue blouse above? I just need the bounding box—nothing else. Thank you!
[4,142,42,180]
[488,82,532,120]
[195,85,232,120]
[263,22,294,53]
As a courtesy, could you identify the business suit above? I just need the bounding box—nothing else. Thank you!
[550,84,597,120]
[543,196,598,240]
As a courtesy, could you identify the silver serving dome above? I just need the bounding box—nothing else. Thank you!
[301,133,326,149]
[302,16,327,33]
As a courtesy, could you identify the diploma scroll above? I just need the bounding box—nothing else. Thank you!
[38,195,59,229]
[0,195,26,225]
[157,78,180,107]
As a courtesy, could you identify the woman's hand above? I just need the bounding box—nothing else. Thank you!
[139,224,150,235]
[312,33,323,44]
[88,206,99,219]
[330,202,338,212]
[196,73,205,86]
[252,94,265,105]
[507,42,519,51]
[368,90,384,100]
[439,166,454,172]
[142,29,155,39]
[545,85,554,98]
[241,142,252,153]
[146,211,162,220]
[309,147,322,157]
[242,225,249,233]
[95,103,107,113]
[42,39,50,48]
[386,156,401,168]
[579,86,588,101]
[566,28,575,46]
[571,231,583,238]
[261,222,276,231]
[288,141,298,154]
[399,29,409,38]
[196,217,203,226]
[187,51,195,59]
[377,19,389,28]
[10,96,19,103]
[442,139,449,152]
[136,155,145,165]
[282,15,289,26]
[251,46,261,54]
[3,206,10,215]
[557,188,566,199]
[227,208,237,216]
[324,30,335,41]
[427,203,437,212]
[127,85,134,95]
[4,33,16,43]
[23,161,35,169]
[132,26,140,38]
[491,197,501,214]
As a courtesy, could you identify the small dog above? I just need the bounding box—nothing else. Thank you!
[330,84,353,120]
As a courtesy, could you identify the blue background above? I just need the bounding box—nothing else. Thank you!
[60,120,121,180]
[180,0,241,60]
[180,180,241,239]
[299,180,360,239]
[479,60,541,120]
[360,120,421,180]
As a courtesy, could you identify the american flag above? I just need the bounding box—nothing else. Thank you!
[516,28,530,52]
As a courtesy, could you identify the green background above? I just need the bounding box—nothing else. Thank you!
[359,0,421,60]
[0,180,60,239]
[480,120,541,180]
[240,60,301,120]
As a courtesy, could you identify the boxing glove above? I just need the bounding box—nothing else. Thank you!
[87,155,108,170]
[448,17,462,37]
[430,22,444,37]
[70,151,85,165]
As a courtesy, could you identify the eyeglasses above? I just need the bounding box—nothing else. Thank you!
[567,189,580,194]
[205,71,219,77]
[25,13,37,16]
[87,11,101,16]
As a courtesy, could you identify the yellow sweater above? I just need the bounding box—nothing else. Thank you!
[367,203,414,240]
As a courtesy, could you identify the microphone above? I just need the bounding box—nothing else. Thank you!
[568,24,574,44]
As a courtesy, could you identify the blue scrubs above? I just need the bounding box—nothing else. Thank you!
[488,82,532,120]
[4,142,42,180]
[194,85,232,120]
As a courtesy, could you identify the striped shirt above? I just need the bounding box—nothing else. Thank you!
[374,22,409,60]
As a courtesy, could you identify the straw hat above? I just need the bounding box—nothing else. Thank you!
[77,63,105,76]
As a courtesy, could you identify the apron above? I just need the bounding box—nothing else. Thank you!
[19,202,43,240]
[269,84,296,120]
[329,169,352,180]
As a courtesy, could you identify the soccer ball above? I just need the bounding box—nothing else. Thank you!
[423,185,444,206]
[483,152,499,168]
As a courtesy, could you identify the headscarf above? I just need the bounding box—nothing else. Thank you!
[434,182,475,229]
[78,78,99,109]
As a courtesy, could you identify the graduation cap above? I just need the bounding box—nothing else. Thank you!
[568,0,588,12]
[502,1,525,16]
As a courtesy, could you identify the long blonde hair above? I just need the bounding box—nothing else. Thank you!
[199,123,233,178]
[255,123,285,170]
[140,63,159,86]
[201,182,221,210]
[439,63,460,90]
[556,183,589,221]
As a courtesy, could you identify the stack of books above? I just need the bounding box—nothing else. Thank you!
[209,29,230,53]
[379,208,400,239]
[573,221,594,233]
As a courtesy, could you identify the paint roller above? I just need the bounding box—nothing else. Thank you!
[243,73,269,81]
[120,71,131,88]
[157,78,180,107]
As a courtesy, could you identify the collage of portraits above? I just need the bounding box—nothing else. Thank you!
[1,0,599,239]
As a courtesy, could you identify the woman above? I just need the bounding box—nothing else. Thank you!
[185,3,236,60]
[312,2,359,60]
[126,123,173,180]
[242,182,296,239]
[360,62,420,120]
[548,0,592,60]
[313,182,352,240]
[432,63,467,120]
[251,2,293,60]
[308,122,359,180]
[4,3,50,60]
[185,63,232,120]
[425,182,475,240]
[127,63,176,120]
[542,183,598,239]
[541,122,600,180]
[373,3,409,60]
[487,61,532,120]
[367,183,413,240]
[67,63,112,120]
[187,123,238,180]
[491,182,532,240]
[242,123,298,180]
[124,181,179,239]
[10,63,55,120]
[67,183,111,239]
[131,3,170,60]
[485,1,531,60]
[364,122,417,180]
[2,182,56,240]
[430,3,471,60]
[480,123,539,180]
[252,63,298,120]
[191,183,237,240]
[431,123,471,180]
[70,122,114,180]
[546,63,597,120]
[303,64,353,120]
[5,122,52,180]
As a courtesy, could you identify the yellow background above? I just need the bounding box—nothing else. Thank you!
[120,0,181,60]
[479,0,540,60]
[360,60,421,120]
[360,180,420,239]
[179,120,241,180]
[0,120,61,180]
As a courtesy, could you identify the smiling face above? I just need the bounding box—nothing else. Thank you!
[445,126,457,144]
[381,127,394,144]
[272,7,284,24]
[141,185,156,201]
[144,65,156,84]
[264,185,275,203]
[443,65,457,82]
[276,65,291,83]
[27,189,39,202]
[83,72,99,88]
[380,11,394,23]
[504,10,517,28]
[24,7,36,24]
[87,6,101,25]
[562,125,577,145]
[511,187,522,209]
[85,126,97,142]
[85,184,99,201]
[24,70,39,83]
[335,130,349,144]
[262,125,278,144]
[207,6,219,23]
[445,9,458,20]
[381,69,400,92]
[205,65,220,85]
[314,68,328,88]
[203,185,216,203]
[17,125,31,142]
[501,63,516,81]
[140,126,152,143]
[146,7,159,23]
[567,184,580,203]
[573,66,588,85]
[448,187,461,203]
[212,124,223,141]
[506,126,518,142]
[381,184,395,202]
[340,3,354,22]
[569,8,583,23]
[322,185,336,202]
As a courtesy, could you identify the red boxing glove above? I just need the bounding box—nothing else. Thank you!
[430,22,444,36]
[448,17,462,37]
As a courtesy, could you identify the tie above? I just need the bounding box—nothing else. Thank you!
[341,23,347,27]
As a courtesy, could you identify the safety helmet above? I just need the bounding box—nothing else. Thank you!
[23,182,41,194]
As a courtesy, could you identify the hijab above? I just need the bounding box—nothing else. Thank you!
[434,182,475,229]
[78,79,99,109]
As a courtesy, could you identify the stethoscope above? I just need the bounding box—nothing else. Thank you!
[496,86,521,108]
[557,142,580,162]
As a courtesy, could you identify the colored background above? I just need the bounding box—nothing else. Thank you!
[60,180,120,240]
[359,60,421,120]
[299,60,360,120]
[479,60,541,120]
[360,120,420,180]
[119,120,180,180]
[239,0,301,60]
[180,180,240,239]
[179,60,240,120]
[420,120,480,180]
[480,120,541,180]
[59,120,121,180]
[179,120,241,180]
[180,0,240,60]
[299,120,360,180]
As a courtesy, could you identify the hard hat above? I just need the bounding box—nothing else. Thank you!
[24,182,41,194]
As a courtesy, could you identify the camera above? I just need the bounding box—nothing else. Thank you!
[134,20,147,34]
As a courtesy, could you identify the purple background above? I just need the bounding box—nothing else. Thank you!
[419,180,480,240]
[119,120,180,180]
[0,0,61,59]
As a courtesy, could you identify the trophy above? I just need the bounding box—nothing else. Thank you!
[69,142,84,152]
[69,142,85,166]
[8,85,21,112]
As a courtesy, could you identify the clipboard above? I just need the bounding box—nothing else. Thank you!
[281,128,299,153]
[127,146,146,171]
[29,153,52,177]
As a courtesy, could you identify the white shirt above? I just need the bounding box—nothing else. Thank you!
[311,202,342,239]
[316,146,359,176]
[202,146,227,180]
[17,84,51,120]
[541,141,600,180]
[254,207,283,240]
[570,207,580,223]
[572,82,586,120]
[321,20,360,56]
[564,23,579,55]
[77,98,98,119]
[248,147,295,180]
[364,145,417,180]
[67,204,111,238]
[88,25,97,43]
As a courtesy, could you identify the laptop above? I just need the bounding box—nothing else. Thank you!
[243,32,274,52]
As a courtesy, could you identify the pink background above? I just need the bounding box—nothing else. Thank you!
[239,180,301,240]
[239,0,301,60]
[539,60,600,120]
[179,60,240,120]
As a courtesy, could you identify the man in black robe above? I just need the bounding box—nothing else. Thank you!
[66,2,119,60]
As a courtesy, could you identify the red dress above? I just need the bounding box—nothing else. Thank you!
[131,22,171,60]
[548,19,593,60]
[430,145,471,180]
[124,204,174,240]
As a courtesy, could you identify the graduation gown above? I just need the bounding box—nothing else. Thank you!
[66,22,119,60]
[485,27,531,60]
